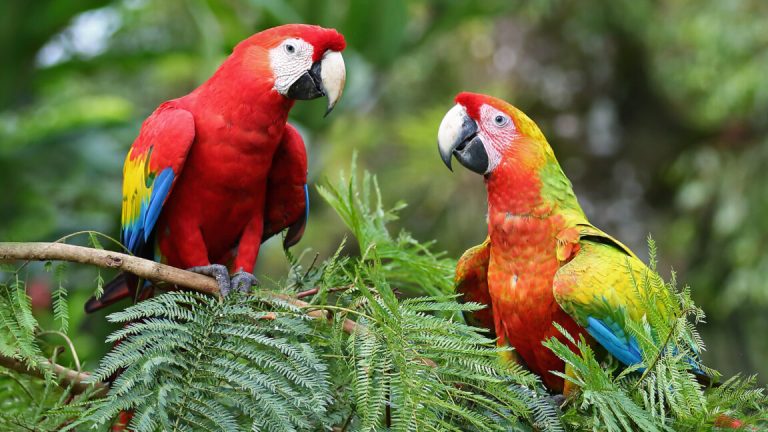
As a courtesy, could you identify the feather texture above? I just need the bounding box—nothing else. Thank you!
[451,93,709,393]
[121,106,195,256]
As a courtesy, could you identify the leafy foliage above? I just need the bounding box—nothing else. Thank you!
[1,164,767,431]
[0,371,98,432]
[317,155,456,297]
[0,273,44,367]
[69,291,331,431]
[0,271,99,430]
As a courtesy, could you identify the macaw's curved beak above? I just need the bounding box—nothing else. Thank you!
[437,104,488,174]
[286,50,346,117]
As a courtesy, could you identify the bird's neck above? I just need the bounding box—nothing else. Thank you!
[485,145,585,223]
[190,54,294,123]
[485,158,549,218]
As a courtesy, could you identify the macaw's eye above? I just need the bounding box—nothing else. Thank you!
[493,114,509,127]
[284,43,296,54]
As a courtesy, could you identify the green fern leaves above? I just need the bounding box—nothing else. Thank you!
[72,292,331,431]
[341,269,537,431]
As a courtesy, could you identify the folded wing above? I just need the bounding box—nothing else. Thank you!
[455,238,495,336]
[122,104,196,256]
[553,225,671,367]
[262,124,309,249]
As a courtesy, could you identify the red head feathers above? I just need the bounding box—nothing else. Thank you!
[236,24,346,62]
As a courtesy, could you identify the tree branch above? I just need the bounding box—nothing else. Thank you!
[295,284,354,299]
[0,242,219,295]
[0,355,107,396]
[0,241,364,391]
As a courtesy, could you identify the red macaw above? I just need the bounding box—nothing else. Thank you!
[86,24,346,312]
[437,92,706,395]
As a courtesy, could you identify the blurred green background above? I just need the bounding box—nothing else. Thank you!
[1,0,766,382]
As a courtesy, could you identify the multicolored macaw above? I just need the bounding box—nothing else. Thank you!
[86,24,346,312]
[437,92,700,394]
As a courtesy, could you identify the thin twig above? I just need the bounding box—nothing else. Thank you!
[12,231,129,275]
[295,284,354,299]
[0,369,36,400]
[280,296,360,335]
[338,410,354,432]
[37,330,82,373]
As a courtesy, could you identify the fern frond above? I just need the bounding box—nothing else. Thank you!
[72,291,332,431]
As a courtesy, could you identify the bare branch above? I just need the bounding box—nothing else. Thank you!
[0,355,107,396]
[0,242,220,295]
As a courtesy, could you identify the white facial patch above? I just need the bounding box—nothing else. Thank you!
[270,38,314,95]
[479,104,517,172]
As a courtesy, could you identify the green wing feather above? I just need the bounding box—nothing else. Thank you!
[553,225,671,365]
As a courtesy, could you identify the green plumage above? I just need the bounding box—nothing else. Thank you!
[554,239,672,333]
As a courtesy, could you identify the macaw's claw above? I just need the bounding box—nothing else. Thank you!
[187,264,231,296]
[547,394,566,411]
[231,272,259,294]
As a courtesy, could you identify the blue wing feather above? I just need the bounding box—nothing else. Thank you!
[143,168,174,241]
[586,316,704,374]
[123,168,175,254]
[586,316,643,367]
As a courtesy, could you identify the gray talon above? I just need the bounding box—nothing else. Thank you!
[231,271,259,294]
[548,394,566,410]
[187,264,232,296]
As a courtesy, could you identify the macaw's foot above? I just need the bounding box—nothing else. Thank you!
[187,264,231,296]
[547,394,566,408]
[231,271,259,294]
[541,393,567,414]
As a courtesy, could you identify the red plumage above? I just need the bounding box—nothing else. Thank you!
[484,167,586,393]
[86,24,345,312]
[157,25,342,273]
